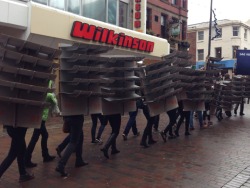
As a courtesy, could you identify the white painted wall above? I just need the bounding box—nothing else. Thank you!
[189,20,250,61]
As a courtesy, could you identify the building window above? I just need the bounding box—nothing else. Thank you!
[67,0,80,14]
[108,0,117,25]
[182,20,187,40]
[146,8,152,30]
[198,49,204,61]
[33,0,47,5]
[155,16,159,22]
[119,1,128,28]
[211,27,222,39]
[198,31,204,40]
[215,47,222,58]
[49,0,65,10]
[161,14,168,38]
[244,47,247,50]
[182,0,187,8]
[218,28,222,38]
[232,46,239,58]
[32,0,129,28]
[232,26,239,36]
[82,0,106,22]
[244,29,248,39]
[172,0,177,5]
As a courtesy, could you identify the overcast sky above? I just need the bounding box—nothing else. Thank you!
[188,0,250,25]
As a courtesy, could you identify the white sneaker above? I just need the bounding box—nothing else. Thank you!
[95,138,103,144]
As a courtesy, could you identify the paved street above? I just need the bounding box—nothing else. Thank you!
[1,105,250,188]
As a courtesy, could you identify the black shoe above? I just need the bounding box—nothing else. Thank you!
[185,132,191,136]
[160,131,167,142]
[25,161,37,168]
[43,155,56,163]
[122,134,127,141]
[240,113,245,116]
[19,173,34,183]
[140,142,149,148]
[133,132,140,136]
[168,135,176,139]
[75,161,89,168]
[148,139,157,145]
[100,148,109,159]
[111,149,120,155]
[56,147,62,158]
[174,130,179,137]
[91,140,99,144]
[55,167,68,177]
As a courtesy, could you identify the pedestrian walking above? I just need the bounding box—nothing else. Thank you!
[160,108,178,142]
[100,114,121,159]
[140,104,157,148]
[190,110,204,130]
[0,126,34,182]
[174,101,191,137]
[153,114,160,132]
[91,113,107,144]
[122,100,140,141]
[25,89,58,168]
[55,115,88,177]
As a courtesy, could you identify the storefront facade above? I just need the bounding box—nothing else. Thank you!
[0,0,170,59]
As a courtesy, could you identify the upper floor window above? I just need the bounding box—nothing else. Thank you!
[119,1,128,28]
[232,46,239,58]
[232,26,239,36]
[146,8,152,30]
[215,47,222,58]
[244,29,248,39]
[197,49,204,61]
[67,0,80,14]
[182,21,187,40]
[31,0,129,28]
[172,0,177,5]
[33,0,47,5]
[212,28,222,39]
[82,0,106,22]
[181,0,187,8]
[49,0,64,10]
[198,31,204,41]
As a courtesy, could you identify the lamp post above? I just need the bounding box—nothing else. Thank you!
[205,0,213,70]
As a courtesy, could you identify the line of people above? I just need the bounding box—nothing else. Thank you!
[0,95,246,182]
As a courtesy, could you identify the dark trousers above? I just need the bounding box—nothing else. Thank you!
[141,106,156,143]
[0,126,27,177]
[103,114,121,151]
[153,115,160,130]
[203,102,211,121]
[25,120,49,162]
[91,114,107,142]
[57,134,70,152]
[58,115,84,168]
[123,110,139,136]
[57,131,83,162]
[164,108,177,135]
[176,111,191,134]
[234,98,244,114]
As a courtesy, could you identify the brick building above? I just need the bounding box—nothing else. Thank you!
[146,0,189,50]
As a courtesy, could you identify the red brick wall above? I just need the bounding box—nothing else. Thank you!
[187,31,196,64]
[146,0,188,39]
